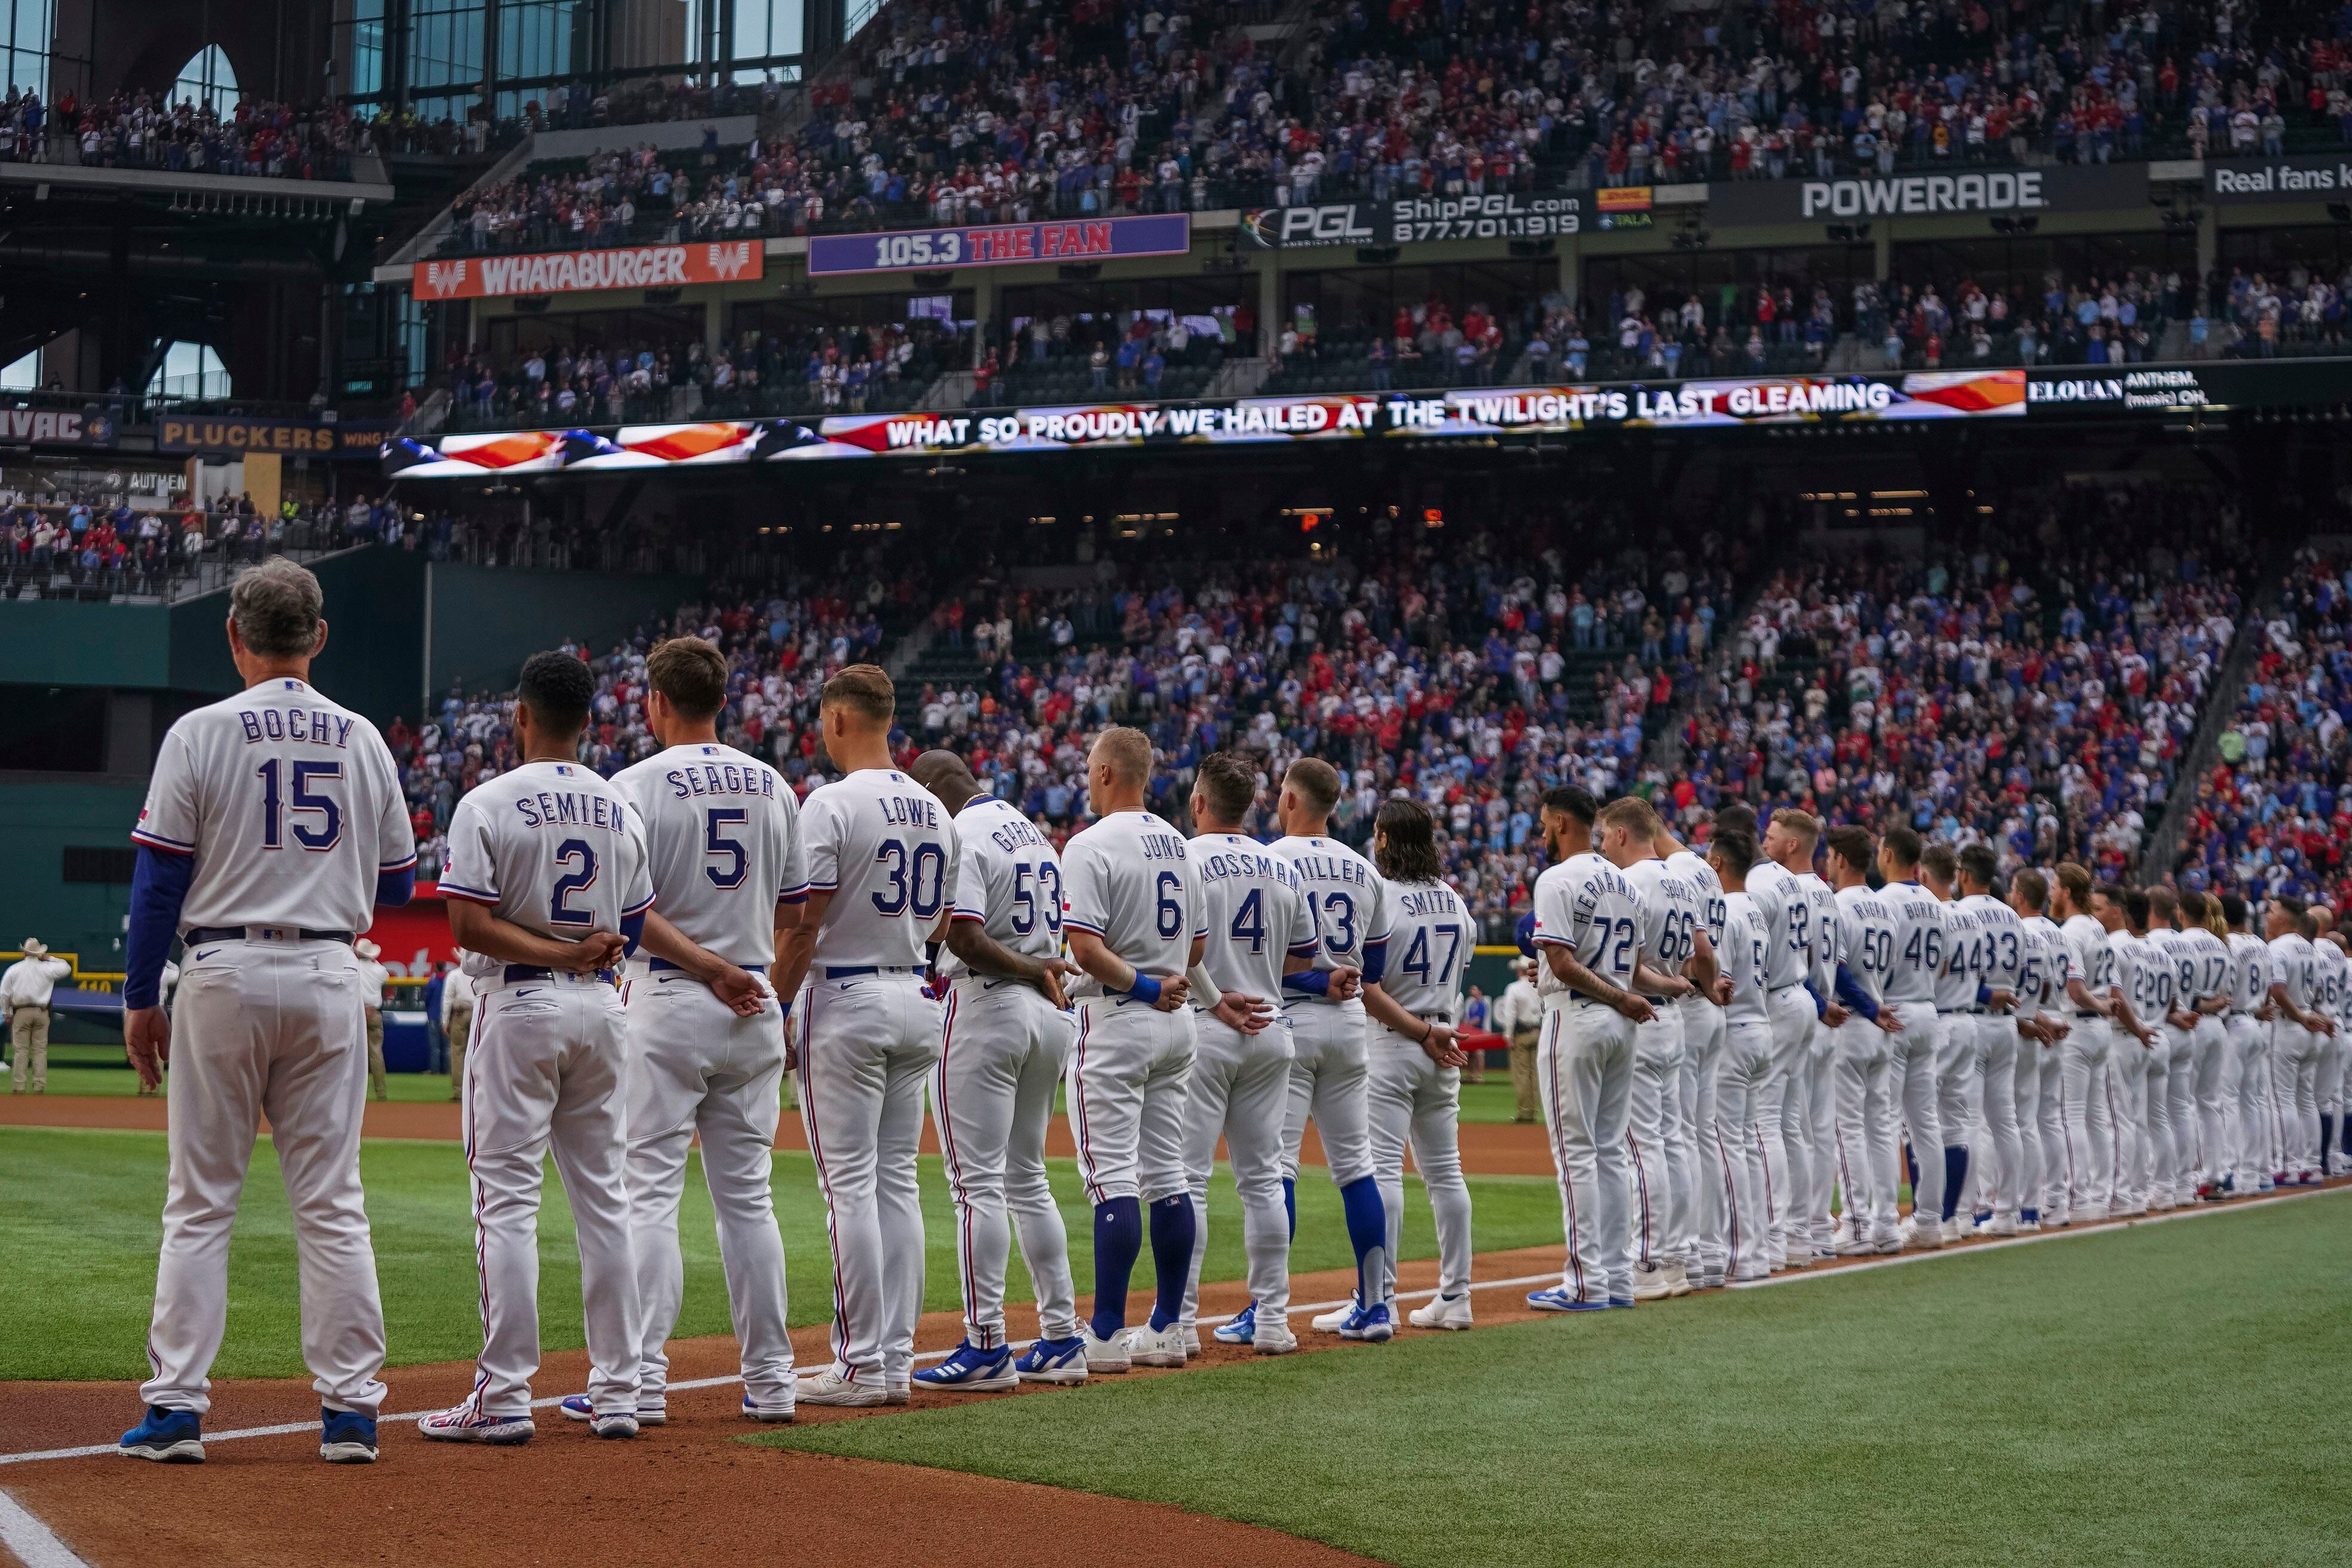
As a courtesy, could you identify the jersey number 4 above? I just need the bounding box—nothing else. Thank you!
[257,760,342,850]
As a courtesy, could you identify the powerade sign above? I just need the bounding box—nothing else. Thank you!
[1241,194,1581,249]
[2206,155,2352,204]
[807,213,1190,275]
[1709,163,2146,225]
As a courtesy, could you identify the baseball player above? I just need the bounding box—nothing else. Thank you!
[2265,897,2331,1186]
[1741,807,1817,1269]
[2175,891,2235,1198]
[1660,823,1730,1287]
[768,664,958,1407]
[1527,785,1681,1311]
[1356,796,1477,1327]
[421,651,654,1445]
[2048,866,2118,1223]
[441,956,476,1102]
[1955,846,2027,1236]
[354,938,391,1101]
[1264,759,1392,1345]
[1878,829,1947,1250]
[1784,813,1843,1263]
[904,750,1086,1391]
[1823,827,1904,1255]
[4,938,69,1095]
[2218,895,2274,1194]
[1177,753,1324,1358]
[2010,868,2072,1232]
[558,636,808,1427]
[1707,826,1778,1283]
[1059,726,1209,1368]
[2313,910,2350,1175]
[118,558,415,1466]
[2142,886,2197,1211]
[1919,845,1982,1241]
[2105,888,2164,1217]
[1603,796,1699,1299]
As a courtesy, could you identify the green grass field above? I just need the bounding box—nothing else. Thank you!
[760,1193,2352,1567]
[0,1124,1564,1381]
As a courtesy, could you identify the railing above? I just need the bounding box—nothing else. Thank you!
[6,128,358,182]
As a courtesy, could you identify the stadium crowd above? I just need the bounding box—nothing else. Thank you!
[0,492,384,598]
[0,88,360,179]
[1665,483,2251,887]
[2175,543,2352,909]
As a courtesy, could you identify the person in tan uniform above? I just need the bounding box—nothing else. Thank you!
[1493,956,1546,1122]
[5,938,72,1094]
[354,939,391,1101]
[441,954,476,1102]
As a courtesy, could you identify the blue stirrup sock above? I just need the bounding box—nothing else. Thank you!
[2323,1114,2339,1172]
[1089,1196,1142,1343]
[1283,1176,1297,1241]
[1339,1175,1388,1306]
[1941,1147,1969,1223]
[1146,1195,1195,1331]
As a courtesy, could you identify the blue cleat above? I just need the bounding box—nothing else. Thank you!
[1526,1287,1612,1313]
[320,1405,377,1464]
[1608,1297,1636,1309]
[1338,1303,1395,1342]
[1015,1335,1089,1386]
[558,1395,665,1426]
[1212,1302,1257,1345]
[913,1340,1018,1392]
[120,1405,203,1463]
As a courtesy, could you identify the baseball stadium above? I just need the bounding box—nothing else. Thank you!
[4,1,2352,1564]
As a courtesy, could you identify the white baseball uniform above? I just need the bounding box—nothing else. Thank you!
[1830,883,1900,1249]
[439,758,654,1421]
[1881,879,1947,1230]
[794,767,958,1391]
[1270,834,1389,1190]
[1364,875,1474,1307]
[1620,855,1696,1282]
[2223,930,2272,1188]
[1713,889,1777,1281]
[1933,891,1984,1223]
[2143,926,2197,1206]
[1532,851,1649,1304]
[933,795,1081,1350]
[1062,811,1205,1218]
[1791,869,1841,1254]
[2182,925,2234,1192]
[1667,849,1731,1284]
[1959,892,2026,1226]
[2105,929,2161,1213]
[131,676,414,1420]
[611,742,806,1414]
[2267,930,2324,1180]
[1740,856,1812,1265]
[2021,912,2071,1223]
[2056,912,2117,1219]
[1179,834,1316,1334]
[2314,936,2350,1172]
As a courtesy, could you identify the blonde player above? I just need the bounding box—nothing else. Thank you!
[1358,797,1477,1327]
[1661,822,1732,1288]
[1824,826,1906,1255]
[1059,727,1206,1370]
[422,651,654,1445]
[561,637,805,1427]
[2176,891,2235,1198]
[120,559,415,1466]
[774,665,958,1407]
[2265,898,2331,1186]
[1269,759,1393,1346]
[1707,827,1778,1283]
[1743,810,1817,1269]
[905,751,1085,1391]
[1601,796,1698,1300]
[2314,911,2350,1175]
[1786,814,1843,1263]
[1177,752,1324,1360]
[1528,785,1680,1311]
[1921,845,1981,1241]
[2050,867,2118,1223]
[2010,868,2072,1232]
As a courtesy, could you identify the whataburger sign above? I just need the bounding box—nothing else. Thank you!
[412,241,764,301]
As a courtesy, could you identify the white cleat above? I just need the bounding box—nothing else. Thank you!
[1121,1320,1187,1369]
[1408,1292,1474,1330]
[1180,1324,1201,1358]
[1629,1262,1673,1301]
[1310,1293,1361,1333]
[1662,1261,1694,1297]
[1940,1217,1964,1245]
[1898,1216,1943,1251]
[794,1370,887,1408]
[1252,1316,1298,1355]
[1080,1327,1131,1373]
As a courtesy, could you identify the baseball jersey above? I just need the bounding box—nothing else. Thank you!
[1377,877,1472,1020]
[1743,858,1810,990]
[612,742,807,969]
[1719,891,1773,1026]
[1834,884,1897,1008]
[131,676,415,933]
[2148,928,2197,1018]
[1882,880,1945,1007]
[2183,926,2232,1011]
[939,795,1064,980]
[1531,852,1649,998]
[1935,895,1983,1012]
[797,767,960,969]
[2225,932,2268,1012]
[2268,931,2319,1013]
[1665,849,1728,958]
[1623,856,1701,999]
[2021,914,2069,1016]
[2067,914,2118,1002]
[1796,872,1840,996]
[2315,938,2349,1021]
[1271,834,1390,990]
[439,760,656,982]
[1061,809,1205,993]
[1192,833,1318,1002]
[1961,893,2025,1010]
[2111,930,2165,1018]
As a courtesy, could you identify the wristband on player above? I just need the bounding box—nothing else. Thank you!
[1282,969,1332,997]
[1123,969,1163,1005]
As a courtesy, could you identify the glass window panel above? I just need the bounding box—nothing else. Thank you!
[172,44,239,115]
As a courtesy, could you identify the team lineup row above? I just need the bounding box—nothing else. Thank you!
[106,558,2350,1464]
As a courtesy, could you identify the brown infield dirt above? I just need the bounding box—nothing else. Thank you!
[0,1095,1563,1176]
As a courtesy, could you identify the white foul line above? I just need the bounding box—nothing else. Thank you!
[2,1182,2340,1471]
[0,1489,93,1568]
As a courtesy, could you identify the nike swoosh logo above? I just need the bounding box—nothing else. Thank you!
[194,949,220,961]
[514,988,542,997]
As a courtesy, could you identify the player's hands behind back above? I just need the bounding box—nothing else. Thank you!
[565,930,627,974]
[1034,957,1079,1010]
[125,1006,172,1091]
[1212,990,1275,1034]
[706,964,769,1018]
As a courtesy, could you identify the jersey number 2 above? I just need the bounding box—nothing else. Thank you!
[550,839,598,926]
